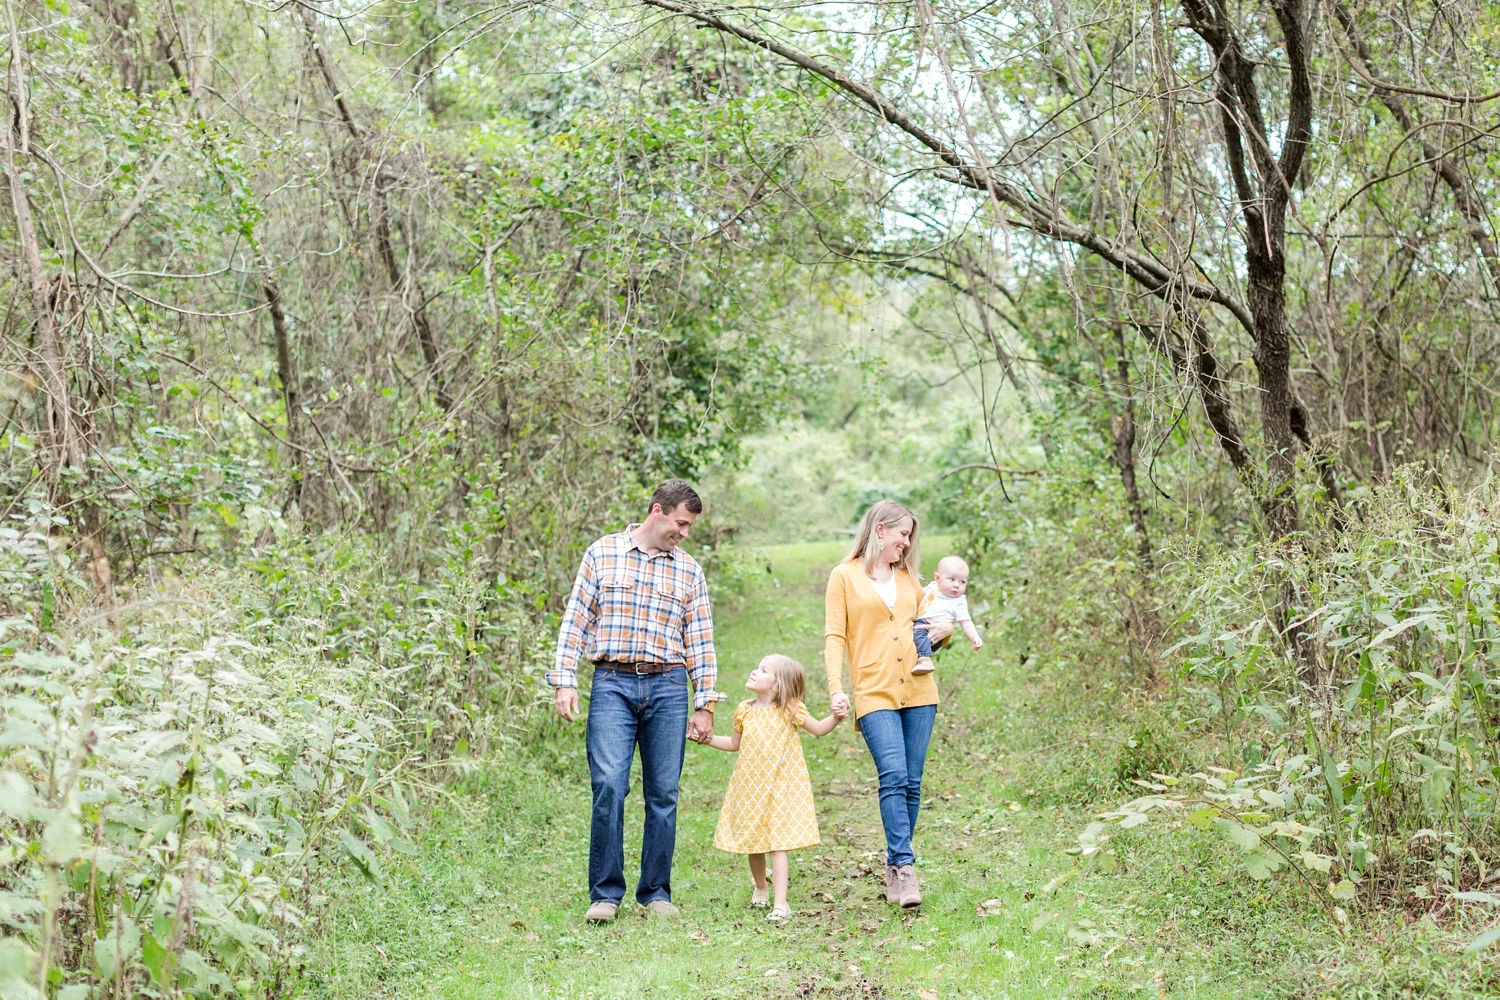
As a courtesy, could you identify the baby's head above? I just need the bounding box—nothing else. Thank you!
[934,555,970,598]
[746,654,806,709]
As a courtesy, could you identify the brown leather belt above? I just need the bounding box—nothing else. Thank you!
[592,660,681,676]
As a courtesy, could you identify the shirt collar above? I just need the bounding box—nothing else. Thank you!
[623,524,677,559]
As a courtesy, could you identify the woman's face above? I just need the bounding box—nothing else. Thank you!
[874,516,914,565]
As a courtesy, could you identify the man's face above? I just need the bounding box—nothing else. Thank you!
[645,503,697,550]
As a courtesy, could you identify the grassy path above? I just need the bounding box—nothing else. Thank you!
[305,541,1336,999]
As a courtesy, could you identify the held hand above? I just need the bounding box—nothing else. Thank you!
[925,620,956,647]
[832,702,849,721]
[686,707,715,744]
[830,692,851,716]
[554,686,580,722]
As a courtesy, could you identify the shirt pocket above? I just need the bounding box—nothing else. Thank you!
[646,581,685,625]
[600,573,636,617]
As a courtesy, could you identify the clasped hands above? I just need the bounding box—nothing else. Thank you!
[554,686,851,744]
[685,707,715,744]
[684,697,850,745]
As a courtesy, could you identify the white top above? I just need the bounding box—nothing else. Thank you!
[918,581,971,623]
[869,573,898,608]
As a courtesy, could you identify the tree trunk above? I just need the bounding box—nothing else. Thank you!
[1244,216,1300,535]
[1112,326,1153,571]
[264,279,308,515]
[1181,0,1312,536]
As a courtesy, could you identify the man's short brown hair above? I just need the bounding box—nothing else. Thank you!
[650,479,703,516]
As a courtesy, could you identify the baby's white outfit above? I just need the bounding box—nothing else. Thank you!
[917,583,971,624]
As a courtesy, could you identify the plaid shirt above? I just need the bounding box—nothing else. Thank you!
[548,526,723,709]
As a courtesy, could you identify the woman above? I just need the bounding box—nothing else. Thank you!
[825,500,953,908]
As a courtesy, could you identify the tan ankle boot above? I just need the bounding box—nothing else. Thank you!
[585,900,619,922]
[884,864,899,903]
[896,865,922,908]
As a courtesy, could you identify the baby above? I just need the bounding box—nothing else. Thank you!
[912,555,982,675]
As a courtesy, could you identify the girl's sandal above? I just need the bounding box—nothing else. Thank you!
[750,887,770,908]
[765,906,791,923]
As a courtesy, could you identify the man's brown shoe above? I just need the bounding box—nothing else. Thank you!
[585,900,619,923]
[884,865,900,903]
[644,899,679,917]
[895,865,922,908]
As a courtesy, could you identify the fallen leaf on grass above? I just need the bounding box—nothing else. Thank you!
[689,929,711,944]
[524,933,540,943]
[976,898,1005,918]
[919,990,939,1000]
[509,921,525,929]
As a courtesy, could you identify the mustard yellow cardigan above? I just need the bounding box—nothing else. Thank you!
[823,559,940,720]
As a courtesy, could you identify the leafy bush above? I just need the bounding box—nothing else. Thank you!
[1070,471,1500,949]
[0,616,418,998]
[1113,724,1189,791]
[0,509,561,998]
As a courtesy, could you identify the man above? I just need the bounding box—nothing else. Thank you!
[548,478,722,923]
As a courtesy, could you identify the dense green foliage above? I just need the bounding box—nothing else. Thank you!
[5,0,1500,996]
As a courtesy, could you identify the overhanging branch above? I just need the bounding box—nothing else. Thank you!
[637,0,1256,337]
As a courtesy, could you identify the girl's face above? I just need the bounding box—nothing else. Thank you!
[874,516,914,565]
[746,661,777,696]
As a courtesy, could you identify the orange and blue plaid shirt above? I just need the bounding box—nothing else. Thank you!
[548,526,723,709]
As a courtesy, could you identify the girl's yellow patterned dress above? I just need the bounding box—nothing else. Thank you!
[713,701,820,853]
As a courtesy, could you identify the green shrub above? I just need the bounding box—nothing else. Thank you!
[1113,724,1189,791]
[0,513,559,998]
[1079,471,1500,947]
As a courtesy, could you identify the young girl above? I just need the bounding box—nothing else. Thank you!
[705,654,846,922]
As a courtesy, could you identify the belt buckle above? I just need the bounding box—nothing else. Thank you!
[633,662,648,675]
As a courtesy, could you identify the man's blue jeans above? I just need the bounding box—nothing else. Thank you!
[585,666,689,905]
[859,705,937,867]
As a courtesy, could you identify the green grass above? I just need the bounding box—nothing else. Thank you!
[302,540,1492,1000]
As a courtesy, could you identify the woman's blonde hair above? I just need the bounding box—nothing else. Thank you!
[760,653,806,709]
[846,499,921,580]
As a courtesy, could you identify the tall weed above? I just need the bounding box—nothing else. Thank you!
[0,515,556,997]
[1062,471,1500,945]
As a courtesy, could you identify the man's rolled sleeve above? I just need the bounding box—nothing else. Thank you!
[547,549,598,689]
[682,571,722,709]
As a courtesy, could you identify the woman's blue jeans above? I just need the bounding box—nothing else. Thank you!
[859,705,937,867]
[585,666,689,905]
